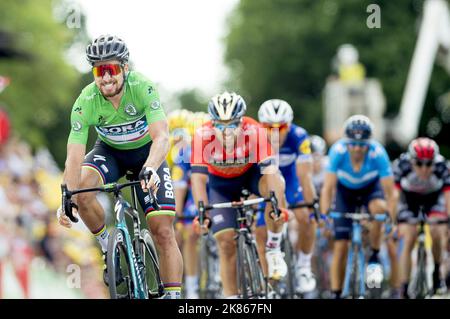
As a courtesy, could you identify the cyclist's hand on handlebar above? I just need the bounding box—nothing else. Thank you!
[139,166,160,195]
[270,208,288,226]
[193,216,211,235]
[57,205,78,228]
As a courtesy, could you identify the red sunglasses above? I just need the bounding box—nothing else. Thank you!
[92,64,122,77]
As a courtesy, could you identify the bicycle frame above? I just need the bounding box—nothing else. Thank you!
[330,210,387,298]
[113,189,148,299]
[61,180,160,299]
[198,191,280,299]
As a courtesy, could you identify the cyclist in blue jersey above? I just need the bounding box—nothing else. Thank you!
[320,115,398,299]
[256,99,318,293]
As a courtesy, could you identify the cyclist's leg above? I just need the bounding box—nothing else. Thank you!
[136,161,182,298]
[182,195,200,298]
[397,208,417,298]
[79,141,122,252]
[428,196,449,293]
[208,185,239,297]
[257,168,288,279]
[366,181,388,255]
[257,169,286,233]
[330,183,353,297]
[287,177,316,292]
[387,236,401,297]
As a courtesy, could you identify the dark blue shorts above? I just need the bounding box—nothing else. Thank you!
[208,164,262,235]
[82,140,176,218]
[331,180,385,240]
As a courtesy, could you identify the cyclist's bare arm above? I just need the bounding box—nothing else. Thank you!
[143,119,170,169]
[191,172,209,207]
[296,160,317,203]
[320,172,337,214]
[380,176,399,220]
[63,143,87,198]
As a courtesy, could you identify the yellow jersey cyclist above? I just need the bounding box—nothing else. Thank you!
[56,35,183,299]
[256,99,319,294]
[320,115,398,299]
[190,92,288,298]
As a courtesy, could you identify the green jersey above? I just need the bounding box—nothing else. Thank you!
[68,71,166,150]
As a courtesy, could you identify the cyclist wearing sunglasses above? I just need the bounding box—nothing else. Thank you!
[255,99,319,294]
[320,115,398,299]
[190,91,288,298]
[57,35,183,298]
[393,137,450,298]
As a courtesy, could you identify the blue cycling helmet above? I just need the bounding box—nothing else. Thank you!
[344,115,373,140]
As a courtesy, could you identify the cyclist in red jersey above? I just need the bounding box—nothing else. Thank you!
[191,92,288,298]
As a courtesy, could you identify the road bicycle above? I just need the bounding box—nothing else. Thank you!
[329,208,387,299]
[61,176,164,299]
[198,190,281,299]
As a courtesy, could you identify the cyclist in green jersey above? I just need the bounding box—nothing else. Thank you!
[57,35,183,298]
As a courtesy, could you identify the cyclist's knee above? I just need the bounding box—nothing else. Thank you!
[77,192,97,211]
[259,172,285,195]
[295,208,310,224]
[368,199,387,214]
[216,232,236,256]
[152,225,175,248]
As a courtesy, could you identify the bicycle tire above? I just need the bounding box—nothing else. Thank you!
[350,246,360,298]
[414,244,429,299]
[249,241,266,298]
[237,234,265,299]
[107,228,134,299]
[137,229,164,298]
[237,234,250,298]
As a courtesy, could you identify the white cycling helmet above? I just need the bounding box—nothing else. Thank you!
[208,91,246,121]
[258,99,294,124]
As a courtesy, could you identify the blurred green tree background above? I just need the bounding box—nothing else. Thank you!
[0,0,449,167]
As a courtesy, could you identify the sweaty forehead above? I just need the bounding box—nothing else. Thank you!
[94,60,121,67]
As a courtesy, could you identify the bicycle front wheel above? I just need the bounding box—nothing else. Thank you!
[107,228,134,299]
[237,234,265,299]
[413,244,429,299]
[138,229,164,299]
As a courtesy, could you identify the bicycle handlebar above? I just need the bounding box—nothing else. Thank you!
[197,191,281,228]
[61,181,160,223]
[329,211,387,222]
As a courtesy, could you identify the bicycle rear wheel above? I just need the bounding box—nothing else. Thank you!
[107,228,134,299]
[137,229,164,298]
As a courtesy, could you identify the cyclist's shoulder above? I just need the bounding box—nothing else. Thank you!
[287,123,309,140]
[126,71,156,86]
[393,153,412,173]
[329,139,348,156]
[433,154,449,175]
[367,140,389,159]
[75,82,101,104]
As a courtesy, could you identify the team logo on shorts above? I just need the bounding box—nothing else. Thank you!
[72,121,82,131]
[125,104,137,116]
